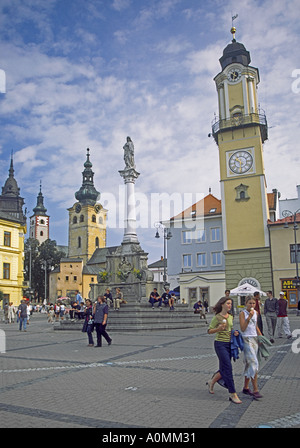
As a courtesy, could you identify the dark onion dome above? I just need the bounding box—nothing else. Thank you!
[219,27,251,70]
[75,148,100,205]
[33,183,47,215]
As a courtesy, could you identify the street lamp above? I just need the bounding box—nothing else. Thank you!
[154,222,172,287]
[283,208,300,299]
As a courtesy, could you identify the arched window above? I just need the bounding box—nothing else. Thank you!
[95,237,99,248]
[92,215,96,223]
[40,231,43,236]
[78,236,81,248]
[80,214,84,222]
[73,216,77,224]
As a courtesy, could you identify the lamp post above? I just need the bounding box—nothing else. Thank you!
[154,222,172,287]
[283,209,300,301]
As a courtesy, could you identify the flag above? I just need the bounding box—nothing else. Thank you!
[232,14,238,21]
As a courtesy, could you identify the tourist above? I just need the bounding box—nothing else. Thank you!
[253,291,263,335]
[114,287,123,311]
[82,299,95,347]
[239,296,263,399]
[8,302,16,323]
[193,300,207,322]
[18,300,28,332]
[207,296,242,404]
[104,289,113,308]
[149,288,162,309]
[264,291,279,343]
[161,288,171,307]
[93,296,112,347]
[277,292,292,339]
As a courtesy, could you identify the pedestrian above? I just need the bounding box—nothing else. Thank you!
[93,296,112,347]
[277,292,292,339]
[82,299,95,347]
[76,290,83,305]
[55,302,60,321]
[239,296,263,399]
[4,303,9,323]
[114,288,123,311]
[264,290,279,343]
[207,296,242,404]
[225,289,234,317]
[18,300,28,331]
[8,302,16,323]
[47,306,55,324]
[253,291,263,335]
[60,302,65,320]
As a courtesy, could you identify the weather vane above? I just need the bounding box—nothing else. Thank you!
[231,13,238,41]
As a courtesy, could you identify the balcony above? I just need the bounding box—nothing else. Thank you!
[211,112,268,145]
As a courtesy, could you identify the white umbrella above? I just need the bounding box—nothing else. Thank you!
[230,282,266,296]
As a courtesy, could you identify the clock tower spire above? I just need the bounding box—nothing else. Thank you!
[211,27,272,292]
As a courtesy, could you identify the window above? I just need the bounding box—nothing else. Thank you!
[73,216,77,224]
[211,227,221,242]
[197,253,206,267]
[40,231,43,236]
[211,252,222,266]
[80,214,84,222]
[40,219,45,224]
[74,276,77,282]
[290,244,300,263]
[183,254,192,268]
[4,231,11,247]
[196,229,205,243]
[95,237,99,248]
[78,236,81,248]
[182,231,193,244]
[3,263,10,279]
[92,215,96,223]
[65,276,69,281]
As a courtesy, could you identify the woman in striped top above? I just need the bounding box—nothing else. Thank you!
[207,296,242,404]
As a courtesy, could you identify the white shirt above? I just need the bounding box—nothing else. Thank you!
[241,309,257,337]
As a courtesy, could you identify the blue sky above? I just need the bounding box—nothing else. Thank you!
[1,0,300,263]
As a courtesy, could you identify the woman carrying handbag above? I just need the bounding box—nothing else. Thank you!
[82,299,95,347]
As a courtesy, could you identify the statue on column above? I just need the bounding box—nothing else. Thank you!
[123,136,135,169]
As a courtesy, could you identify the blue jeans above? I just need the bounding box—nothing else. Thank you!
[149,297,162,307]
[19,317,27,331]
[214,340,236,393]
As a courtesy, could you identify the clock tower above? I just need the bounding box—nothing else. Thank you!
[68,148,107,264]
[211,27,272,291]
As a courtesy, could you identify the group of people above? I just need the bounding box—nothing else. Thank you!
[103,288,127,311]
[149,288,177,310]
[207,289,293,404]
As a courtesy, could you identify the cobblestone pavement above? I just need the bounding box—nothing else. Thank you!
[0,312,299,430]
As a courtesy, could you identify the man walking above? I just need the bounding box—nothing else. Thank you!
[18,300,28,332]
[277,292,292,339]
[264,290,279,343]
[93,296,112,347]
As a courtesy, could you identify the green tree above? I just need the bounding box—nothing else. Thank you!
[24,239,66,301]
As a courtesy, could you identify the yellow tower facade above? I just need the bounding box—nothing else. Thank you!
[212,28,272,292]
[68,148,107,265]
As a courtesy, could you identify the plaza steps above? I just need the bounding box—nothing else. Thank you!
[54,302,209,332]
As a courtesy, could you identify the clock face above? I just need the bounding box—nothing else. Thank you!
[229,151,253,174]
[227,68,242,82]
[75,203,81,213]
[94,204,101,214]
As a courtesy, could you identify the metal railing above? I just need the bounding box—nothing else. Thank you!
[211,112,268,144]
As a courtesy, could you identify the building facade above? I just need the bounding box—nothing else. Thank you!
[0,156,27,306]
[167,193,226,308]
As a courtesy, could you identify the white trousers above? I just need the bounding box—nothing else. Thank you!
[277,317,291,337]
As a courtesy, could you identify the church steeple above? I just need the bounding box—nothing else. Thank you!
[75,148,100,206]
[0,153,26,225]
[33,181,47,215]
[30,181,49,243]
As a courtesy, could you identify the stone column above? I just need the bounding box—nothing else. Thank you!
[119,168,140,244]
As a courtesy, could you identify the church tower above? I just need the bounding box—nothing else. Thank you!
[68,148,107,264]
[211,27,272,291]
[30,182,49,244]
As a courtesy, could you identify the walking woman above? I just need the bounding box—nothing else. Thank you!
[207,296,242,404]
[82,299,95,347]
[239,296,263,399]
